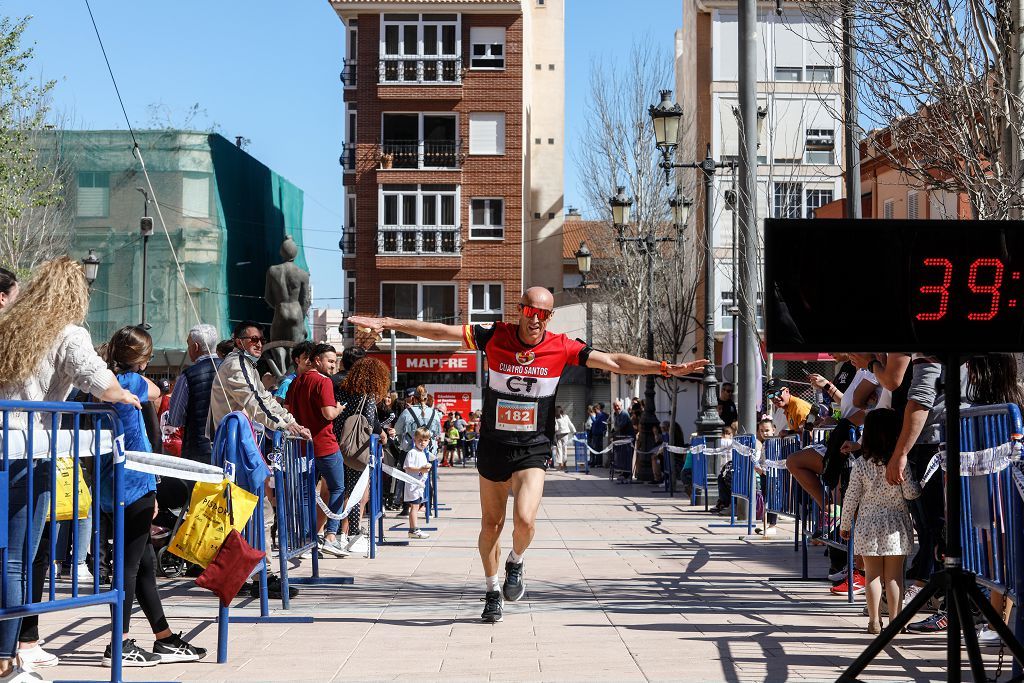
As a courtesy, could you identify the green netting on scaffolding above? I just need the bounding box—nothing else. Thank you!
[51,129,305,371]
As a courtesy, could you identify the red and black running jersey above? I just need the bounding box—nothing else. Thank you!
[463,322,592,446]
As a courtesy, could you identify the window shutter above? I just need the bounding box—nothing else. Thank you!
[469,113,505,155]
[182,173,210,218]
[774,15,804,68]
[717,97,739,157]
[908,191,919,219]
[772,101,804,160]
[716,11,739,80]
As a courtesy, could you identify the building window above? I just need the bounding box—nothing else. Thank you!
[77,171,110,218]
[806,66,834,82]
[548,64,555,70]
[805,189,834,217]
[469,112,505,155]
[342,272,357,337]
[470,27,505,69]
[381,282,458,337]
[470,198,503,239]
[773,182,803,219]
[908,191,919,220]
[470,283,503,323]
[720,291,765,330]
[547,138,554,145]
[774,67,802,82]
[342,195,356,254]
[381,112,458,168]
[805,128,835,164]
[182,172,210,218]
[380,14,460,83]
[883,198,895,219]
[379,184,459,255]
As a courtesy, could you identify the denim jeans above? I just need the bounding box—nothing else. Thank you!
[55,514,92,566]
[315,451,346,536]
[1,462,51,658]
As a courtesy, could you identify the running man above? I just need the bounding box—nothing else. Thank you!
[348,287,708,623]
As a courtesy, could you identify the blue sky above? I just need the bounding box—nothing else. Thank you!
[9,0,681,306]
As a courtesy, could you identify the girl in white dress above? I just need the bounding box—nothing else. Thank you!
[839,408,921,634]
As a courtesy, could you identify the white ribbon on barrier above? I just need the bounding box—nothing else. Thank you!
[920,441,1023,485]
[572,437,633,455]
[0,429,115,461]
[124,450,226,484]
[382,462,422,487]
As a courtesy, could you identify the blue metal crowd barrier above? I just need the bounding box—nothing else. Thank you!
[690,436,708,509]
[369,435,383,559]
[0,400,126,683]
[728,435,757,536]
[954,403,1024,663]
[210,416,279,662]
[269,433,355,608]
[573,432,589,473]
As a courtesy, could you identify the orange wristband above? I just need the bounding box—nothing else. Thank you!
[660,360,670,378]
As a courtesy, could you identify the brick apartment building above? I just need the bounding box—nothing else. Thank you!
[330,0,564,402]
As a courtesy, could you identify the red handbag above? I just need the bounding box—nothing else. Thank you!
[195,529,265,607]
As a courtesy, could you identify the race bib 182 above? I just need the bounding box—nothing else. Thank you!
[495,399,538,432]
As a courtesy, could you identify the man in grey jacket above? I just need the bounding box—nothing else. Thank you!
[209,320,311,440]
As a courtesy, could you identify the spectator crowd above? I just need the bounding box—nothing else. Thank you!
[0,258,1019,679]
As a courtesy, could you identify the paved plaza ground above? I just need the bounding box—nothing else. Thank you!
[39,466,1006,682]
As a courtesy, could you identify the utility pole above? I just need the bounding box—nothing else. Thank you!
[1010,0,1024,219]
[136,187,153,329]
[842,0,862,220]
[736,0,759,434]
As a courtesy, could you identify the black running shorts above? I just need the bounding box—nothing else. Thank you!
[476,438,551,483]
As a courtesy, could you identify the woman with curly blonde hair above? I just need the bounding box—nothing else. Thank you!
[331,357,390,556]
[0,257,139,681]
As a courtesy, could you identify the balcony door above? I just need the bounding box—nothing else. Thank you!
[423,115,456,168]
[382,113,457,169]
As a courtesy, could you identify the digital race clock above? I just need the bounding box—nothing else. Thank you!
[764,218,1024,352]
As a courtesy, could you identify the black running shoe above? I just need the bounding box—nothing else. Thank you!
[481,590,503,623]
[102,639,161,668]
[502,560,526,602]
[153,632,207,662]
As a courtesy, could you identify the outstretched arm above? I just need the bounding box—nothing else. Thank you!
[347,315,465,344]
[586,350,709,378]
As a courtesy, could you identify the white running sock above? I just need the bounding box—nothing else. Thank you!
[508,549,524,565]
[485,575,500,592]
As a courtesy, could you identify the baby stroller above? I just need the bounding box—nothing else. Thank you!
[152,476,192,578]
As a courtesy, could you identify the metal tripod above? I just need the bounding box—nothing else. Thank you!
[838,353,1024,682]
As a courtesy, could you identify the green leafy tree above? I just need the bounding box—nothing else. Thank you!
[0,16,70,277]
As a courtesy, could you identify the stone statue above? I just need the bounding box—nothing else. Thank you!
[263,236,311,380]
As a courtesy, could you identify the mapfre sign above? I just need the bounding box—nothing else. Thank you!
[369,353,477,373]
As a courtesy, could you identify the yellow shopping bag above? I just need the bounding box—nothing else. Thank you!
[47,457,92,522]
[168,479,258,568]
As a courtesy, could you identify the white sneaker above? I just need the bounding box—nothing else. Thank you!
[345,534,369,557]
[902,583,925,610]
[18,645,58,668]
[0,666,47,682]
[320,537,350,558]
[978,624,1003,647]
[755,526,777,536]
[408,529,430,539]
[74,563,93,584]
[828,567,849,582]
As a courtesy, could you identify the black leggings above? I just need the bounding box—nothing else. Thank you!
[343,464,363,532]
[117,493,168,635]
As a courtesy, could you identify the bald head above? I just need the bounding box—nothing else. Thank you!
[517,286,555,344]
[521,286,554,309]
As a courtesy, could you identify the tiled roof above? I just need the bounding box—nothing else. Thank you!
[561,220,615,260]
